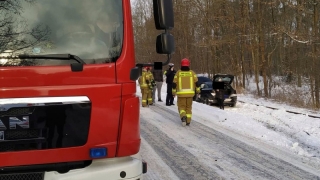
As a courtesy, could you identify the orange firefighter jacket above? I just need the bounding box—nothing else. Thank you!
[172,70,200,97]
[139,70,148,89]
[139,69,154,89]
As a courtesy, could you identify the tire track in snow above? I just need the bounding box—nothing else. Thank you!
[139,137,180,180]
[140,113,223,180]
[141,104,320,179]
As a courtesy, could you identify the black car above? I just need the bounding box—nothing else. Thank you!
[211,74,237,107]
[193,76,214,103]
[197,76,213,87]
[194,74,237,107]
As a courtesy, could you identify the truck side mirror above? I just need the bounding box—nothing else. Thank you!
[130,67,141,81]
[153,0,174,30]
[132,0,174,80]
[156,33,175,54]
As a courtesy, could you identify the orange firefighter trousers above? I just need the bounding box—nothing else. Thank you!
[141,88,153,107]
[177,97,193,123]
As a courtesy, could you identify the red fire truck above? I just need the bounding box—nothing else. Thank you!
[0,0,174,179]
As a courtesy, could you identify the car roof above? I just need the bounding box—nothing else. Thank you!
[197,76,211,82]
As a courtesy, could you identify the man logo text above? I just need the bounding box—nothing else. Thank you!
[0,116,29,130]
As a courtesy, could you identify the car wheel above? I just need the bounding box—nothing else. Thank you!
[205,99,209,105]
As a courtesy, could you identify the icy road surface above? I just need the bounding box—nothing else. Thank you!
[139,102,320,180]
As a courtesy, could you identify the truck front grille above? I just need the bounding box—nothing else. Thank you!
[0,129,47,152]
[0,172,44,180]
[0,107,33,116]
[0,102,91,152]
[0,144,15,152]
[5,129,40,140]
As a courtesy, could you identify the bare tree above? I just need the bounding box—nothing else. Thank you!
[0,0,50,55]
[132,0,320,109]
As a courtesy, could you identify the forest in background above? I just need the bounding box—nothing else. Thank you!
[131,0,320,109]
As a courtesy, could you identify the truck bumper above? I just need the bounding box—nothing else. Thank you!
[45,155,146,180]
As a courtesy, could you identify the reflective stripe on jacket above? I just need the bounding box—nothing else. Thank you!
[173,70,198,97]
[139,71,148,88]
[146,71,154,81]
[146,71,155,89]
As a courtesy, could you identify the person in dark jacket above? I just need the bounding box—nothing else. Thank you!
[152,67,164,103]
[215,78,225,110]
[164,63,176,106]
[215,89,225,110]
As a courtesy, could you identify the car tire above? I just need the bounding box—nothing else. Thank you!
[205,99,209,105]
[193,95,197,101]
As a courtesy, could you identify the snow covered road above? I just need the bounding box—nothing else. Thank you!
[139,103,320,180]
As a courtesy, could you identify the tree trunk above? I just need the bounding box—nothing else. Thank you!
[313,0,319,108]
[252,47,260,96]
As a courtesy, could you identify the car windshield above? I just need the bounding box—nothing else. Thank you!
[0,0,123,67]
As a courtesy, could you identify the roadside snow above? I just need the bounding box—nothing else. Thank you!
[137,81,320,162]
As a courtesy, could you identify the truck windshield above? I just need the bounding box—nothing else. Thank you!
[0,0,123,66]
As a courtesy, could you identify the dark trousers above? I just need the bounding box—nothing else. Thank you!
[217,99,224,110]
[166,83,174,105]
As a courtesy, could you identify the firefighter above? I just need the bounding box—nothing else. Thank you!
[139,66,154,107]
[172,58,200,126]
[146,66,156,105]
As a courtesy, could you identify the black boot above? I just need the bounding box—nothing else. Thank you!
[170,99,175,105]
[166,94,170,106]
[181,116,187,126]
